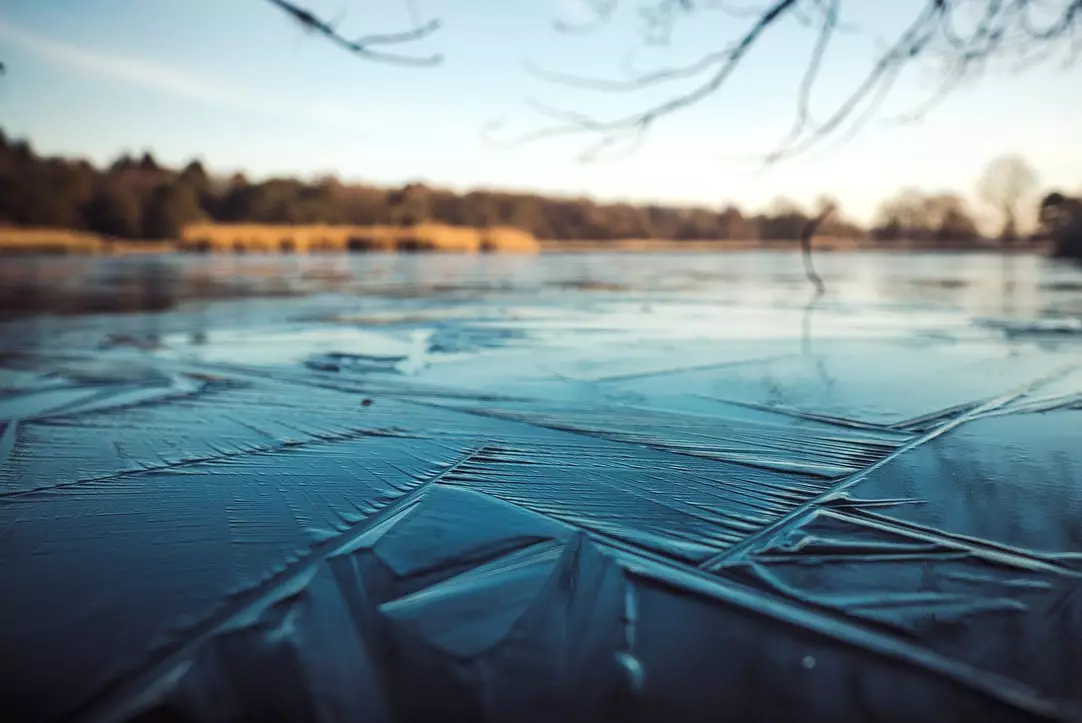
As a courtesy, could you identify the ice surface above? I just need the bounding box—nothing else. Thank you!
[1,252,1081,722]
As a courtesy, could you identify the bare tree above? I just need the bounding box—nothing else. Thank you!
[510,0,1082,161]
[874,189,981,243]
[977,154,1039,243]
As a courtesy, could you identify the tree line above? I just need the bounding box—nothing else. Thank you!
[1041,192,1082,260]
[1,129,1079,258]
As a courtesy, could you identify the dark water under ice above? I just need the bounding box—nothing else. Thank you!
[1,251,1081,722]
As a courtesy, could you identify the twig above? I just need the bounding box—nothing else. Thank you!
[501,0,800,156]
[775,0,839,152]
[263,0,443,66]
[513,0,1082,162]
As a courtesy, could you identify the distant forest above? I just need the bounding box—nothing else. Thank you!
[1,129,1079,257]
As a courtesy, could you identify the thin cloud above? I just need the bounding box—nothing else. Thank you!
[0,17,376,133]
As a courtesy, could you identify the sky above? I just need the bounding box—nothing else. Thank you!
[1,0,1080,227]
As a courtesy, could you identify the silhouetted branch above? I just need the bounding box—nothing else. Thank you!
[765,0,946,161]
[710,1,781,20]
[263,0,442,66]
[776,0,838,152]
[640,0,698,45]
[516,0,1082,161]
[498,0,799,159]
[880,59,967,127]
[525,48,735,91]
[801,202,834,292]
[554,0,619,34]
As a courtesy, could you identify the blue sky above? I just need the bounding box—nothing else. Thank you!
[1,0,1079,226]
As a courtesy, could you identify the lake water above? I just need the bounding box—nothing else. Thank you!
[2,251,1082,722]
[2,250,1081,319]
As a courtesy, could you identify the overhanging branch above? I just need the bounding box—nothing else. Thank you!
[507,0,1082,162]
[263,0,443,66]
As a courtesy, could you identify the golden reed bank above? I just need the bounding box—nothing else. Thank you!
[0,223,540,255]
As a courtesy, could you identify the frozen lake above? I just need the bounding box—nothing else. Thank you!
[2,250,1081,722]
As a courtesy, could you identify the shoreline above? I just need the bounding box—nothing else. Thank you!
[0,227,1051,256]
[538,238,1052,254]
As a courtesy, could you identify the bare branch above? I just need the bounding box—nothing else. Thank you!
[524,49,737,91]
[513,0,801,151]
[639,0,697,45]
[801,201,834,293]
[774,0,838,153]
[709,1,783,19]
[516,0,1082,162]
[263,0,443,66]
[554,0,619,34]
[879,62,967,126]
[355,20,442,48]
[765,1,947,161]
